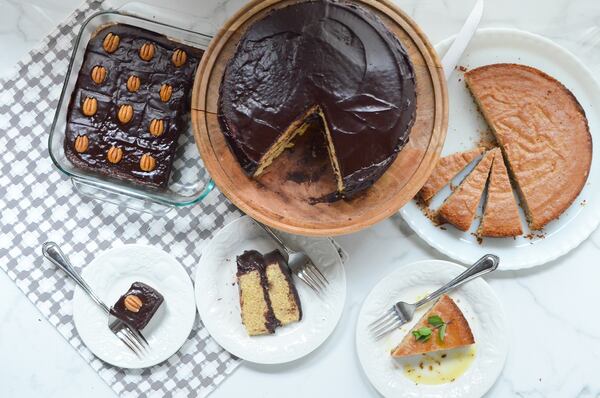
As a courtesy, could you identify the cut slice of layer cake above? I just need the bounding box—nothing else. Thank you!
[236,250,302,336]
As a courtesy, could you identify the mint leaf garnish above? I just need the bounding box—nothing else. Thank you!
[439,323,447,342]
[412,327,432,342]
[428,315,444,328]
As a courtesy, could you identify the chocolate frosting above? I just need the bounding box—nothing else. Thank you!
[110,281,164,330]
[64,24,203,189]
[218,0,416,199]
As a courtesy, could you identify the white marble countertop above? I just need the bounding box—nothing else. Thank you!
[2,0,600,397]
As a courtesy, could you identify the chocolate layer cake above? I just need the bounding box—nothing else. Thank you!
[219,0,416,200]
[236,250,302,336]
[110,281,164,330]
[64,24,203,188]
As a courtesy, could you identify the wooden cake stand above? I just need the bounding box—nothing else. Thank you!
[191,0,448,237]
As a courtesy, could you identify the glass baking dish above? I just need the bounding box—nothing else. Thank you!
[48,10,214,215]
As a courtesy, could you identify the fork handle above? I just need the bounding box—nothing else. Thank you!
[253,220,292,255]
[415,254,499,307]
[42,242,111,314]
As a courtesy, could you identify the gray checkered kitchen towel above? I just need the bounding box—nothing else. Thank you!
[0,0,243,396]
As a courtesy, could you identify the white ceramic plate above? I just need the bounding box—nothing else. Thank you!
[195,216,346,364]
[73,244,196,369]
[356,260,508,398]
[400,28,600,270]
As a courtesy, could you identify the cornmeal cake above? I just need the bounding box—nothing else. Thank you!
[392,295,474,357]
[479,148,523,237]
[218,0,416,200]
[465,63,592,230]
[437,150,495,231]
[419,147,484,203]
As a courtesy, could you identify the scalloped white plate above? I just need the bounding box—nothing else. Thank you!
[73,245,196,369]
[400,28,600,270]
[356,260,508,398]
[194,216,346,364]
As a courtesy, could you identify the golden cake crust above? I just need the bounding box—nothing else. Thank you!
[465,63,592,230]
[419,147,485,203]
[391,295,474,357]
[480,148,523,237]
[437,150,495,231]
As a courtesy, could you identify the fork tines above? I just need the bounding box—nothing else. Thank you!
[113,323,149,357]
[297,261,329,295]
[369,308,402,340]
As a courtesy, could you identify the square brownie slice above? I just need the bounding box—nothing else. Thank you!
[110,281,164,330]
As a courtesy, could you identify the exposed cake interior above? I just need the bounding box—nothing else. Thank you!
[254,106,346,193]
[264,251,302,326]
[254,106,318,177]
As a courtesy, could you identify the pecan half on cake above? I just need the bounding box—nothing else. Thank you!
[110,281,164,330]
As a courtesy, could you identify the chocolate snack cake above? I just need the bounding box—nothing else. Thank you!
[110,281,164,330]
[218,0,416,200]
[64,24,203,189]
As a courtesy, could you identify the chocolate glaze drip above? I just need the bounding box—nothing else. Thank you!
[110,281,164,330]
[219,0,416,200]
[64,24,203,189]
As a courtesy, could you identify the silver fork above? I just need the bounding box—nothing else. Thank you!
[42,242,149,357]
[254,221,329,295]
[370,254,499,339]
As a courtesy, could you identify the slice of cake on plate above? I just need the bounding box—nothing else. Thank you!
[236,250,302,336]
[465,63,592,230]
[479,148,523,237]
[437,149,495,231]
[110,281,164,330]
[391,294,474,357]
[419,147,484,203]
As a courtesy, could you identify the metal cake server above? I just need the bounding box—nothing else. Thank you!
[42,242,150,357]
[441,0,484,79]
[369,254,499,340]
